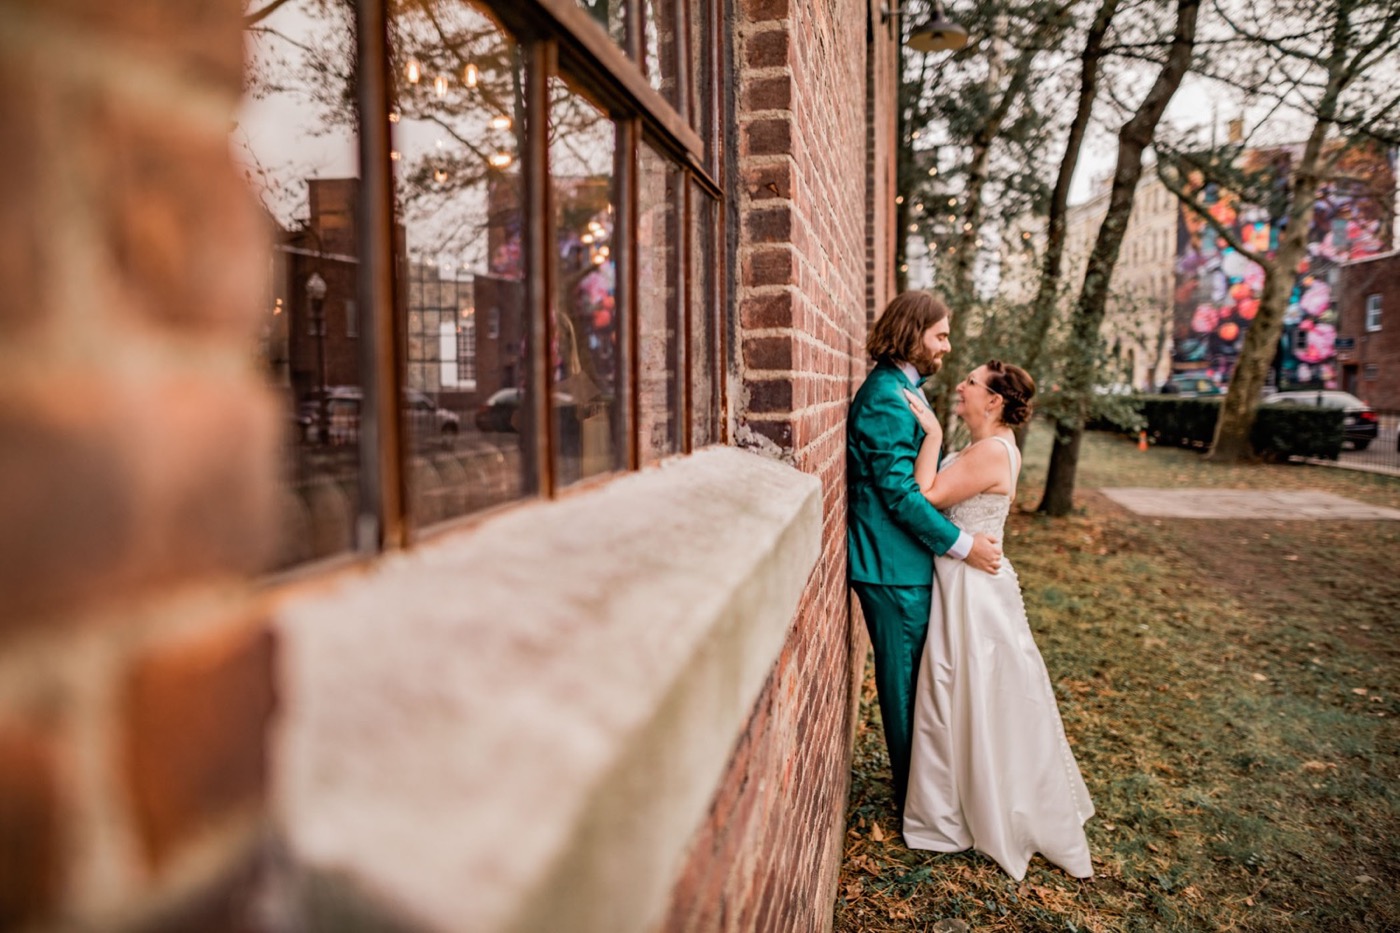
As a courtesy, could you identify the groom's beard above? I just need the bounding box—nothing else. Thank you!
[910,351,943,378]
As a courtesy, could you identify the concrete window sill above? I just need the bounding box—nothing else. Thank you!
[272,446,822,933]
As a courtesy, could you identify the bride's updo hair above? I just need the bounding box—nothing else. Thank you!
[984,359,1035,427]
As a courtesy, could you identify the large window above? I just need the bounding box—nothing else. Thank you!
[239,0,724,571]
[1366,293,1382,332]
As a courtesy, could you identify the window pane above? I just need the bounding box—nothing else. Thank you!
[391,1,531,526]
[689,0,716,171]
[689,183,721,446]
[237,0,362,570]
[577,0,628,49]
[637,143,681,464]
[643,0,682,110]
[551,81,623,485]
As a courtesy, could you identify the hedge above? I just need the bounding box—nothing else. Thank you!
[1094,396,1345,460]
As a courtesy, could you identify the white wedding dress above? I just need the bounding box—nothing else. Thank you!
[902,436,1095,880]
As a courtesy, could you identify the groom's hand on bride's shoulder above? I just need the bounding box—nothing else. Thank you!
[966,533,1002,575]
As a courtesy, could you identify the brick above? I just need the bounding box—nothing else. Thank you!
[0,374,279,633]
[746,378,793,413]
[743,76,792,112]
[0,724,62,928]
[9,0,245,88]
[740,291,794,329]
[742,0,790,21]
[123,623,276,867]
[746,419,793,447]
[745,248,794,287]
[744,207,792,244]
[745,30,790,69]
[742,163,793,202]
[0,57,47,336]
[93,99,269,336]
[744,118,791,157]
[743,336,792,370]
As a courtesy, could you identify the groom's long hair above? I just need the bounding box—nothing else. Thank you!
[866,291,949,365]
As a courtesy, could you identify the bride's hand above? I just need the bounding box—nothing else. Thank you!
[901,387,941,437]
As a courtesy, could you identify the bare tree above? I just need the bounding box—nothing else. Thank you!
[1155,0,1400,461]
[1039,0,1200,516]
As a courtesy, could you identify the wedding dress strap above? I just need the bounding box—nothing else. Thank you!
[990,435,1020,493]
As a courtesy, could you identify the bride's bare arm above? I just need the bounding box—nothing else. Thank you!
[918,444,1003,508]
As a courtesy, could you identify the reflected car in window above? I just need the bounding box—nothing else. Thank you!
[475,387,579,434]
[1262,389,1379,450]
[301,386,460,447]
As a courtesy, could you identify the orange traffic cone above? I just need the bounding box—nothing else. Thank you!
[1138,430,1149,451]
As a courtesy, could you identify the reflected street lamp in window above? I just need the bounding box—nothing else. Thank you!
[306,272,328,444]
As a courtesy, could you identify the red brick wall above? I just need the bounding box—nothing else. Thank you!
[663,0,896,928]
[1339,252,1400,410]
[0,0,280,927]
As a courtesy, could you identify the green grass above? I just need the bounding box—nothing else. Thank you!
[833,424,1400,933]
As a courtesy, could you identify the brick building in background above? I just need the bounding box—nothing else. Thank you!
[1337,249,1400,409]
[0,1,899,931]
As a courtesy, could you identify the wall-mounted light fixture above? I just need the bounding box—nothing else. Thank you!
[882,0,970,53]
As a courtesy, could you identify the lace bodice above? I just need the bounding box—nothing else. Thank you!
[939,438,1017,536]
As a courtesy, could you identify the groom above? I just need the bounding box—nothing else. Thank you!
[847,290,1001,810]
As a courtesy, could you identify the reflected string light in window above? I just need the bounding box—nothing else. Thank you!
[463,63,478,87]
[405,58,422,83]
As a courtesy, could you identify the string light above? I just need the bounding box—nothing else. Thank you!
[895,195,904,204]
[405,58,422,84]
[434,74,449,98]
[434,168,448,183]
[490,115,512,130]
[488,151,513,168]
[464,63,479,87]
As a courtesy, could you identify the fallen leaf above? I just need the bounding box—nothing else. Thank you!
[1352,687,1369,696]
[1357,875,1375,884]
[1284,554,1300,561]
[1301,760,1329,772]
[1252,673,1269,682]
[1147,842,1160,852]
[870,821,885,843]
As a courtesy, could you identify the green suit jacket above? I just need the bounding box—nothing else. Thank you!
[847,361,962,585]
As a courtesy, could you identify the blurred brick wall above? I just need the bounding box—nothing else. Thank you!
[0,0,280,928]
[663,0,896,929]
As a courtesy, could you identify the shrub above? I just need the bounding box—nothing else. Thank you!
[1092,396,1345,460]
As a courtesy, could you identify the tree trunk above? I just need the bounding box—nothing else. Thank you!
[1207,6,1354,461]
[1039,0,1199,516]
[1040,420,1083,515]
[1021,0,1120,378]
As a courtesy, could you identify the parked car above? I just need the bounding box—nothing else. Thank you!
[1262,389,1378,450]
[1160,373,1224,398]
[298,386,460,446]
[475,387,578,433]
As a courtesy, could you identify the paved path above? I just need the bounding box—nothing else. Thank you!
[1100,488,1400,520]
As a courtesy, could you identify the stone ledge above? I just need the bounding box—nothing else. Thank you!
[271,447,822,933]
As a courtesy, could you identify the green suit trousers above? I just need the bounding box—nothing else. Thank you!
[852,581,932,808]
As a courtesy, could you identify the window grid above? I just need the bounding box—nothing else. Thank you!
[1365,293,1382,332]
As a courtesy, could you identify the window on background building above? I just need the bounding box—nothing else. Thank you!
[238,0,723,571]
[1366,293,1382,332]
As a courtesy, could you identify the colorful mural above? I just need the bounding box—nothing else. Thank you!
[1172,143,1394,391]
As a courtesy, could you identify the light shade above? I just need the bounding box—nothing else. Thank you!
[909,4,969,52]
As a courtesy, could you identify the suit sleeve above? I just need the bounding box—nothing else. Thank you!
[851,383,963,556]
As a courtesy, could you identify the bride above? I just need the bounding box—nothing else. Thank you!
[899,360,1094,881]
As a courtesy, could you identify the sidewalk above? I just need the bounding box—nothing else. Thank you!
[1100,487,1400,520]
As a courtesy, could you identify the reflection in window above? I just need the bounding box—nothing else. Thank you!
[643,0,681,109]
[237,0,363,570]
[578,0,627,48]
[689,0,716,170]
[391,1,531,527]
[551,80,622,485]
[690,184,721,447]
[637,143,681,464]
